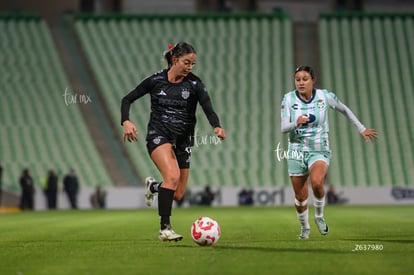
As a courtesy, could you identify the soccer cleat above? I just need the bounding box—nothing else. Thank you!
[314,217,329,235]
[159,226,183,242]
[298,228,310,239]
[144,176,157,207]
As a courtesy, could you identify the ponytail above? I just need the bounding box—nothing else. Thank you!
[164,42,196,68]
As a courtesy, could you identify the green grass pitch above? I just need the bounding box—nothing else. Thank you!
[0,205,413,275]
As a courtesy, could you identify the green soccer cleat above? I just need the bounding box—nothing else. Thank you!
[298,228,311,239]
[314,217,329,235]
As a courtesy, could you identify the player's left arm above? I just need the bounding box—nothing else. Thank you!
[197,83,226,140]
[361,128,378,142]
[327,92,378,142]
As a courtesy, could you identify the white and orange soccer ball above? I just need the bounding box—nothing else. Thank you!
[191,217,221,246]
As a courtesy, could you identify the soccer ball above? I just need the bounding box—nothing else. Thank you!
[191,217,221,246]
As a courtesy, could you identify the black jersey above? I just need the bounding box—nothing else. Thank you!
[121,69,221,136]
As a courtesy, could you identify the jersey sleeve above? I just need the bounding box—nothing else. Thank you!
[196,82,221,128]
[280,94,296,133]
[120,76,153,125]
[327,92,366,133]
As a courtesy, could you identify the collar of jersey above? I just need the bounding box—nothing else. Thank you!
[164,69,190,85]
[295,88,316,104]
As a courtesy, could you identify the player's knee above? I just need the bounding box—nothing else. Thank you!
[313,189,325,199]
[173,183,188,201]
[310,179,324,197]
[310,174,323,185]
[162,172,180,190]
[174,191,184,201]
[168,169,181,183]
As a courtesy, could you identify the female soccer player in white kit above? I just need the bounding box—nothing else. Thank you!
[281,66,377,239]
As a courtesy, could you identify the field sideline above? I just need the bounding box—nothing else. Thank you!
[0,205,413,275]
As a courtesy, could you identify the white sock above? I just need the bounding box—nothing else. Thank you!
[313,196,325,218]
[297,208,310,229]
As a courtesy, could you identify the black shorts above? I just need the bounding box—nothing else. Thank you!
[146,127,193,169]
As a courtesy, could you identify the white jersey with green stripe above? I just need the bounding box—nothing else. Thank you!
[281,88,366,152]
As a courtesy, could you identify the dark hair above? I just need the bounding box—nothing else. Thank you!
[295,65,315,79]
[164,42,196,68]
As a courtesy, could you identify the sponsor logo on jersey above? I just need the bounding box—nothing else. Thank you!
[157,90,167,96]
[159,98,187,106]
[302,114,316,126]
[292,104,298,110]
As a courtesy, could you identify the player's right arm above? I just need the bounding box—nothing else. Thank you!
[281,94,294,133]
[280,93,308,133]
[120,77,153,142]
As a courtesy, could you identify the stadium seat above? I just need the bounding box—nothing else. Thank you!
[318,13,414,187]
[74,13,294,188]
[0,15,112,192]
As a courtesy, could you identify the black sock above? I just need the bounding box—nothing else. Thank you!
[158,187,174,230]
[150,181,162,193]
[160,217,170,230]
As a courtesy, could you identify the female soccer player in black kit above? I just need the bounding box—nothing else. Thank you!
[121,42,226,242]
